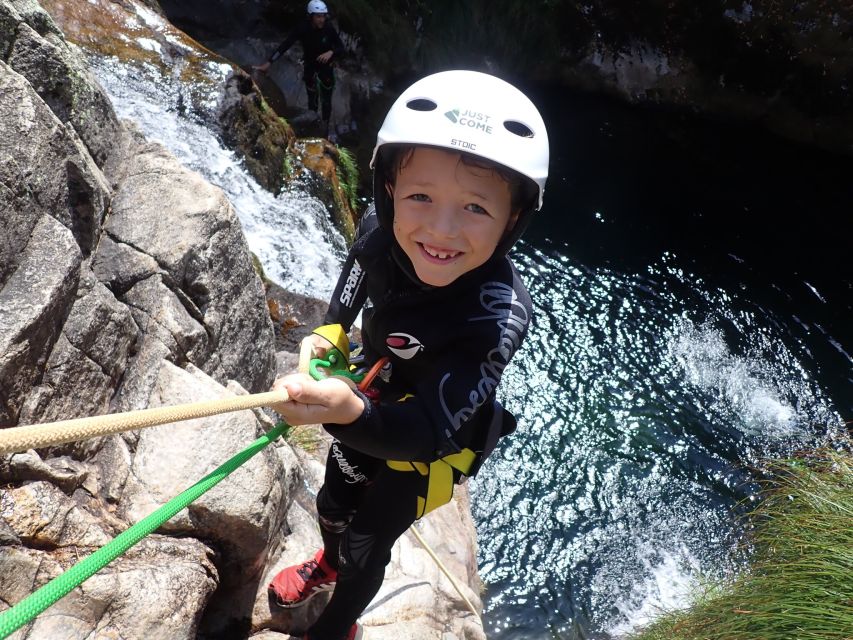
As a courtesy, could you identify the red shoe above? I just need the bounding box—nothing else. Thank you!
[269,549,337,608]
[345,624,363,640]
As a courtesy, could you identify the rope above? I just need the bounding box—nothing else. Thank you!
[0,358,482,629]
[0,390,289,455]
[0,420,289,639]
[409,525,482,623]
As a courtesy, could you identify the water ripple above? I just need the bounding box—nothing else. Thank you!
[472,239,844,639]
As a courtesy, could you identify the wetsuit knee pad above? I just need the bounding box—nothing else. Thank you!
[338,528,391,579]
[318,514,351,534]
[316,486,356,531]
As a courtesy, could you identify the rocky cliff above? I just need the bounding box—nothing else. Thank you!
[0,1,484,638]
[157,0,853,157]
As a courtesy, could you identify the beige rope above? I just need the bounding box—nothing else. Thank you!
[0,390,289,455]
[409,525,482,623]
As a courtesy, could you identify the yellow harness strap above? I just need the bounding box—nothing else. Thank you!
[387,449,477,518]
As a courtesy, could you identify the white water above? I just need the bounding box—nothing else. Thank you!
[88,55,344,300]
[605,543,701,635]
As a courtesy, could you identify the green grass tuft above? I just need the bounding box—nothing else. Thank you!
[630,446,853,640]
[281,424,323,454]
[335,145,360,214]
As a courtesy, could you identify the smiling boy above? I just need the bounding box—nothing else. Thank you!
[268,70,549,640]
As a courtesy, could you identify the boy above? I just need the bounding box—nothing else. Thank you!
[269,70,549,640]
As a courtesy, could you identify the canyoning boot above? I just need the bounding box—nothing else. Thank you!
[343,623,364,640]
[269,549,337,608]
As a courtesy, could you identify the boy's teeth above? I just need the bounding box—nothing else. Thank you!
[424,245,459,259]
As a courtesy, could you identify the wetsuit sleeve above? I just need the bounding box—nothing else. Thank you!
[269,23,305,63]
[323,208,378,330]
[326,271,534,462]
[323,246,366,331]
[327,24,345,57]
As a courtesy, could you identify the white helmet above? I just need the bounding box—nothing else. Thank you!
[371,70,549,254]
[307,0,328,14]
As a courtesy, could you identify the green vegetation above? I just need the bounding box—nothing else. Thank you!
[281,150,294,182]
[631,446,853,640]
[281,423,323,454]
[249,251,269,286]
[335,144,360,214]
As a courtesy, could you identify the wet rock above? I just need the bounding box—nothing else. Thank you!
[218,69,296,194]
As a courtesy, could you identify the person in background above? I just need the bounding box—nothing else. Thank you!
[253,0,344,141]
[267,70,550,640]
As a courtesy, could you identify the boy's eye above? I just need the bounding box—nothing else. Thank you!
[466,203,489,215]
[408,193,431,202]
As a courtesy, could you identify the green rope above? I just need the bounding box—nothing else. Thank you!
[0,421,289,638]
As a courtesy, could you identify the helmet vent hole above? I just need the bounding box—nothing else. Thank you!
[406,99,438,112]
[503,120,534,138]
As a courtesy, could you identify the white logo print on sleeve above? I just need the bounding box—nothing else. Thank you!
[439,282,529,433]
[339,259,364,307]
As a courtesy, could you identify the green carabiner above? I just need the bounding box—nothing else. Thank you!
[309,347,365,384]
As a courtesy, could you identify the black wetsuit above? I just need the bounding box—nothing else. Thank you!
[268,17,344,121]
[306,207,533,639]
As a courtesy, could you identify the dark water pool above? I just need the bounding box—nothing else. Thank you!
[471,87,852,639]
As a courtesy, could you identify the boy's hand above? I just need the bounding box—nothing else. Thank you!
[271,373,363,426]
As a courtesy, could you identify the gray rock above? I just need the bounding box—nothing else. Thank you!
[6,1,121,169]
[0,59,109,271]
[105,141,275,393]
[0,1,21,59]
[116,362,296,626]
[18,274,138,428]
[0,450,88,494]
[0,214,80,425]
[0,535,218,640]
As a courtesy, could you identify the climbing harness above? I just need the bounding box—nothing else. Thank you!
[387,400,510,519]
[309,329,484,621]
[387,451,476,519]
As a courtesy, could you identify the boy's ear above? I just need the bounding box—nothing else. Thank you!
[505,210,521,234]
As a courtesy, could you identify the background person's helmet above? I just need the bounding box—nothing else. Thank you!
[307,0,328,14]
[371,69,549,257]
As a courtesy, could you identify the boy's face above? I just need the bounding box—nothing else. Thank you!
[310,13,326,27]
[390,147,517,287]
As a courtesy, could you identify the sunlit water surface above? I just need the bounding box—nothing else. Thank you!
[472,243,844,638]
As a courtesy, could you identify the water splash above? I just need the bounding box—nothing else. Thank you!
[605,544,701,636]
[87,54,343,300]
[667,320,804,436]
